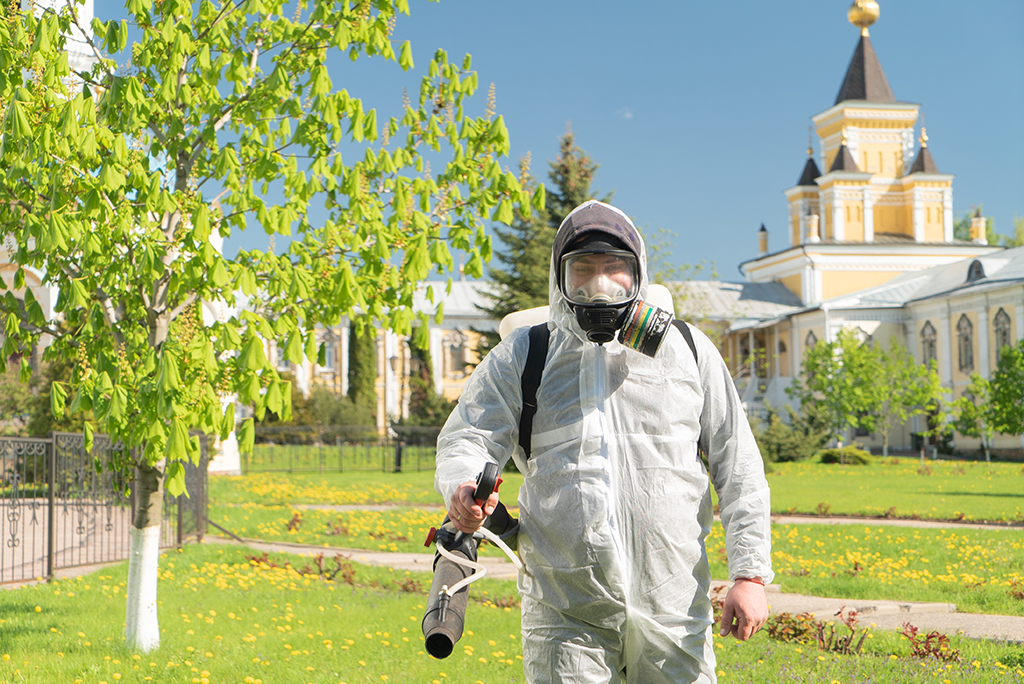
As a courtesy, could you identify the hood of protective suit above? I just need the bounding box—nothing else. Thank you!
[549,201,649,342]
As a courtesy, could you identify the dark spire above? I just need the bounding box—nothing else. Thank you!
[829,143,860,172]
[909,146,939,174]
[759,223,767,233]
[797,157,821,186]
[834,35,896,104]
[909,125,939,174]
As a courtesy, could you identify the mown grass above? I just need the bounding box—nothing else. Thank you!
[762,459,1024,523]
[1,544,1022,683]
[208,471,525,508]
[709,522,1024,616]
[215,456,1024,524]
[210,499,1024,616]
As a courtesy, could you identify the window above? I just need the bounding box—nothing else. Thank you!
[444,330,468,380]
[966,260,985,282]
[779,341,787,353]
[994,308,1012,352]
[324,342,336,370]
[956,314,974,373]
[805,331,818,349]
[920,321,937,365]
[276,344,290,371]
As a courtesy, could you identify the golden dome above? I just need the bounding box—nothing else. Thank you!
[848,0,880,36]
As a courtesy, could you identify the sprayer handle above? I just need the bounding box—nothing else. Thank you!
[473,462,501,506]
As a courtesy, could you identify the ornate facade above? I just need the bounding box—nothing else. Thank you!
[703,1,1021,455]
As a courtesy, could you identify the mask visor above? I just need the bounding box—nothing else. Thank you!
[561,250,638,306]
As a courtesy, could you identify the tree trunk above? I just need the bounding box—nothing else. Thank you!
[882,431,889,458]
[126,460,163,652]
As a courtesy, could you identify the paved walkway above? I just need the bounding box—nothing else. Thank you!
[204,534,1024,643]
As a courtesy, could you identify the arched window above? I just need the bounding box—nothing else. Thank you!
[966,260,985,283]
[994,308,1012,352]
[956,314,974,373]
[920,321,937,365]
[444,330,468,380]
[779,341,787,353]
[805,331,818,349]
[320,329,338,371]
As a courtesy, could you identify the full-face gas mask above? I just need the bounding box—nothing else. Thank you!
[559,235,674,356]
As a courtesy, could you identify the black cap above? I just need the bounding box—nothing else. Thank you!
[553,202,642,264]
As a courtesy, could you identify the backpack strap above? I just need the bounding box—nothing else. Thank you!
[672,320,699,367]
[518,323,550,460]
[517,320,697,461]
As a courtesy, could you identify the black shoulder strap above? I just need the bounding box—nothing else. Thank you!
[672,319,699,367]
[518,320,697,461]
[518,323,550,459]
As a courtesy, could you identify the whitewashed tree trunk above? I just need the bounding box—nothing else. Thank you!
[126,461,164,652]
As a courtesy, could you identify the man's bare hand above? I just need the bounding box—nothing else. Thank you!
[448,480,499,534]
[719,580,768,641]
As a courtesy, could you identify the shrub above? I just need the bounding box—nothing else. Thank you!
[751,402,830,463]
[818,445,873,465]
[898,623,961,662]
[765,612,817,644]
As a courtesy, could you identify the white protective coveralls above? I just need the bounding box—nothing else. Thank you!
[435,201,773,684]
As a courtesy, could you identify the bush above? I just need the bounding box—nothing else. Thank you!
[751,402,830,463]
[817,445,873,465]
[765,611,817,644]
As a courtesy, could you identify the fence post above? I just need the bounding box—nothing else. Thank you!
[47,436,56,580]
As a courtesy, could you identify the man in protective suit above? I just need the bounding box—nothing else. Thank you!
[435,200,773,683]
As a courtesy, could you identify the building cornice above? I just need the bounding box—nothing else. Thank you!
[741,243,1002,273]
[812,101,921,126]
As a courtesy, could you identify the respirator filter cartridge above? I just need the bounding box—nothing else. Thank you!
[619,300,674,358]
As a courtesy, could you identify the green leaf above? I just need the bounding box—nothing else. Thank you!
[491,199,513,225]
[265,380,282,415]
[157,352,181,394]
[165,462,187,498]
[284,331,303,365]
[238,417,255,454]
[211,260,229,288]
[104,385,128,422]
[84,422,94,454]
[166,418,190,463]
[220,402,235,440]
[51,381,67,419]
[398,40,414,71]
[531,184,546,211]
[405,233,430,281]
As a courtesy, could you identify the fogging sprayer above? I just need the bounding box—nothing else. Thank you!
[420,462,522,659]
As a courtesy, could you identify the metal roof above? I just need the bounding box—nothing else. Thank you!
[672,280,803,322]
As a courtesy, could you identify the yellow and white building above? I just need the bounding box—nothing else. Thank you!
[693,1,1021,455]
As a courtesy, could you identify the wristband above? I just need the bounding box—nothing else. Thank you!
[734,577,765,586]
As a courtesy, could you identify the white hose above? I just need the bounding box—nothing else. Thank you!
[435,526,523,597]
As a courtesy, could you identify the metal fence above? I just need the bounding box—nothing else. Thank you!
[246,425,442,474]
[0,432,208,585]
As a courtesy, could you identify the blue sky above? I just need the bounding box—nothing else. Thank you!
[97,0,1024,281]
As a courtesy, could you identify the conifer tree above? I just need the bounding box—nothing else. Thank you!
[546,127,613,229]
[475,128,610,354]
[347,321,378,424]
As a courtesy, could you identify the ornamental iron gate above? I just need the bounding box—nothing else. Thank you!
[0,432,208,585]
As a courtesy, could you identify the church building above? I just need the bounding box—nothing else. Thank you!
[693,0,1022,455]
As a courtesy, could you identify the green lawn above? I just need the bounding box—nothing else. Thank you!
[209,470,1024,616]
[217,455,1024,524]
[762,459,1024,523]
[208,471,525,508]
[0,544,1022,683]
